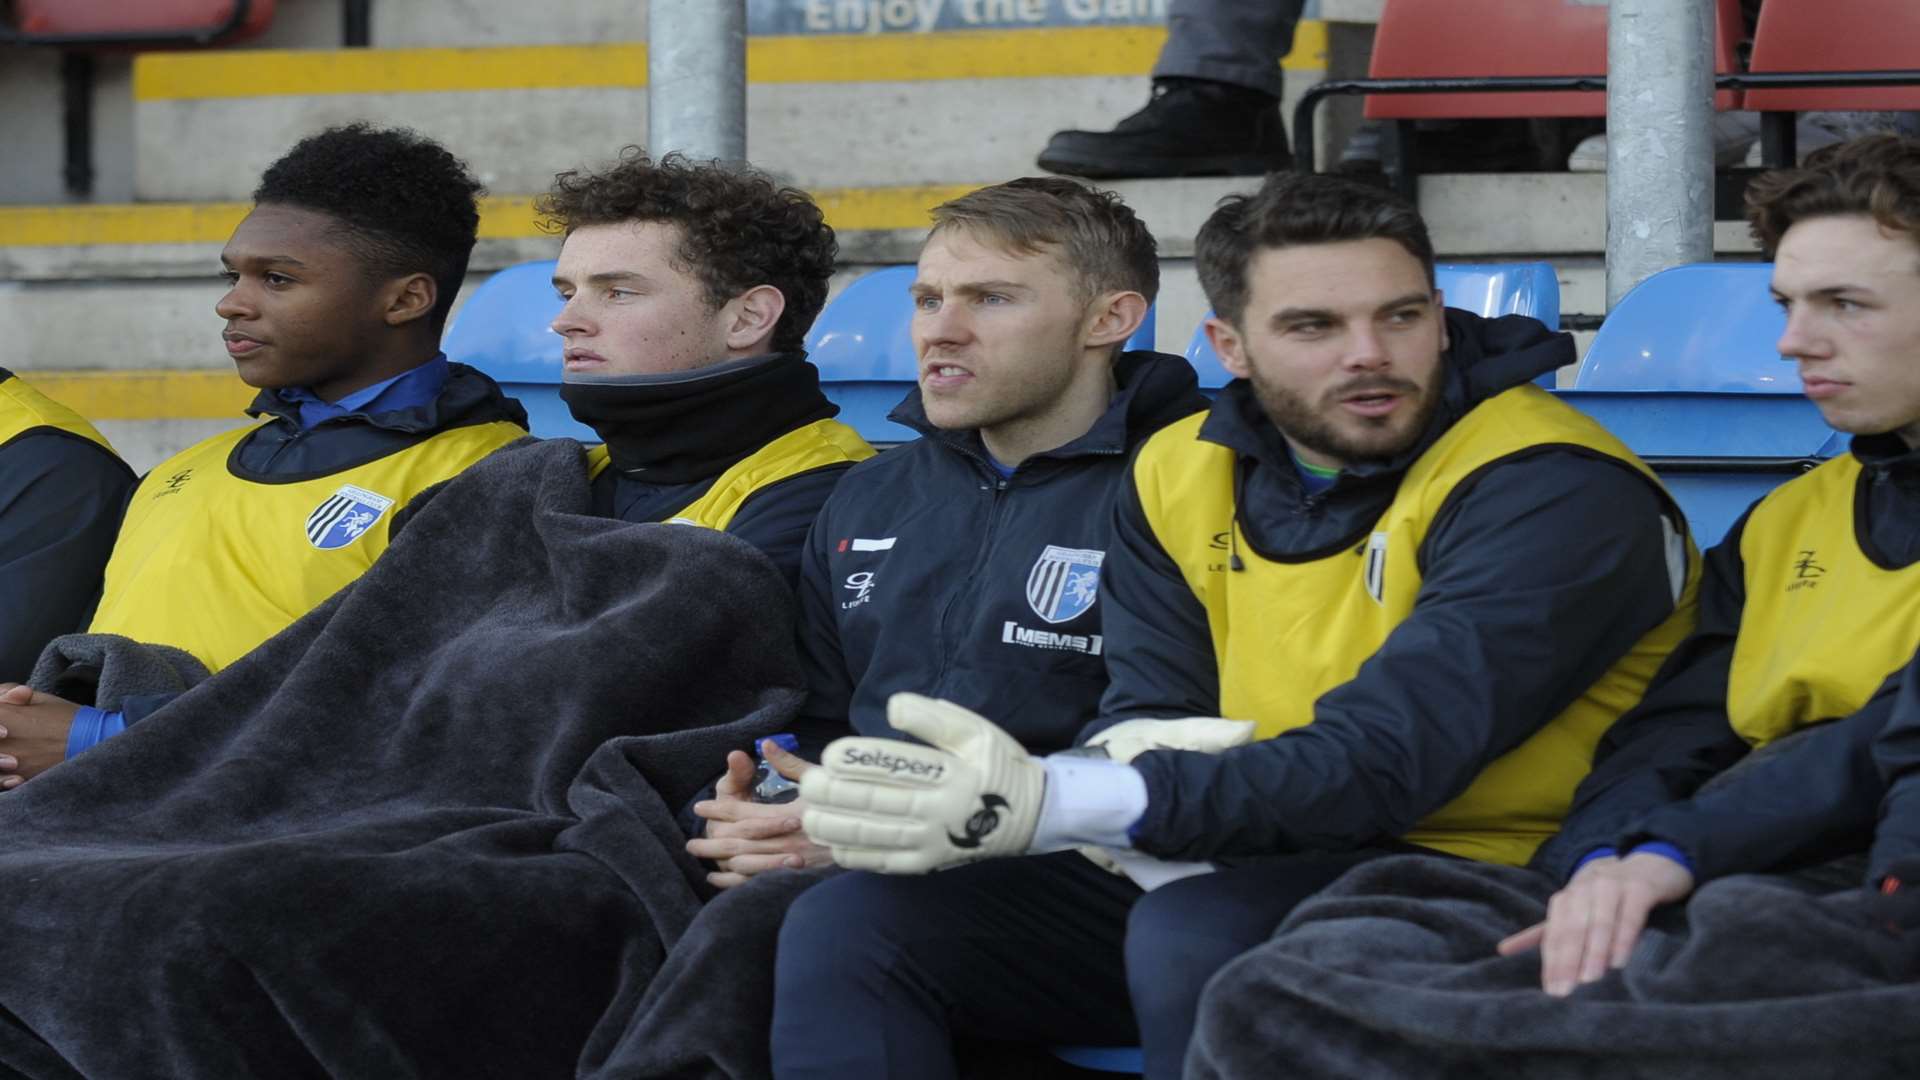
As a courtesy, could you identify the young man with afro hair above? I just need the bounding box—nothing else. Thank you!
[541,149,872,586]
[0,123,528,785]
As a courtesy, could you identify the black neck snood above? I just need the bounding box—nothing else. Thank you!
[559,353,837,484]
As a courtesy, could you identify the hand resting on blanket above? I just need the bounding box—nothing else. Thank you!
[688,739,831,889]
[0,683,79,790]
[1497,850,1695,996]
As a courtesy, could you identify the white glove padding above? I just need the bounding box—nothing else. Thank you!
[1075,717,1252,879]
[1083,716,1257,764]
[801,692,1044,874]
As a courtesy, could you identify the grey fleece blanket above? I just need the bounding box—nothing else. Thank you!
[28,634,207,710]
[0,438,803,1079]
[605,867,838,1079]
[1189,855,1920,1079]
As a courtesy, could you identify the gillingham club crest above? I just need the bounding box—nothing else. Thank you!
[1026,545,1105,624]
[305,484,395,550]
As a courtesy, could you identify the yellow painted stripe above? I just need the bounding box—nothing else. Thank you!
[16,371,254,420]
[814,184,977,232]
[0,186,976,247]
[133,22,1326,100]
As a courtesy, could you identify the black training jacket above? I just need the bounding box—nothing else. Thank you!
[794,350,1206,753]
[1104,311,1685,864]
[1538,431,1920,884]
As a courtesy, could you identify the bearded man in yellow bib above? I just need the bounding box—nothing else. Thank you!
[771,173,1700,1080]
[0,124,528,786]
[0,371,134,683]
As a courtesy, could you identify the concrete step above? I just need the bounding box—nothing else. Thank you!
[128,25,1328,201]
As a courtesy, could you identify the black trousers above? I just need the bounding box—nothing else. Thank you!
[770,848,1393,1080]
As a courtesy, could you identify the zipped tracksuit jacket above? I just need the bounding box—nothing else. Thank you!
[793,350,1207,754]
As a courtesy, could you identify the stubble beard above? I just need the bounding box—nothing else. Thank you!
[1247,371,1438,468]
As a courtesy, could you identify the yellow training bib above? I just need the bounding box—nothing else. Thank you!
[89,418,523,672]
[585,418,874,529]
[1728,454,1920,747]
[1133,385,1700,865]
[0,373,118,455]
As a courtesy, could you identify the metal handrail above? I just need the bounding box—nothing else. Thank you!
[0,0,253,48]
[1293,68,1920,173]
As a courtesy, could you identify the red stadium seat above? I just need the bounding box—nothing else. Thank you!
[1744,0,1920,114]
[1364,0,1745,120]
[7,0,272,47]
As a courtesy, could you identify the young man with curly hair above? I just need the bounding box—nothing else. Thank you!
[0,123,528,785]
[538,150,873,586]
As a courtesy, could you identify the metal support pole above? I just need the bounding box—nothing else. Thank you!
[647,0,746,163]
[1606,0,1716,309]
[60,52,95,199]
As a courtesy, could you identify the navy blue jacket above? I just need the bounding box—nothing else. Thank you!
[0,374,136,681]
[1102,312,1685,863]
[794,350,1206,754]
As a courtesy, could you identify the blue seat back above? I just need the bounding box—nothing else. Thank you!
[1556,263,1846,546]
[1184,261,1565,388]
[807,264,1158,444]
[805,265,921,443]
[442,259,598,441]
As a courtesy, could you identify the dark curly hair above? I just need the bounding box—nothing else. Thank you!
[1196,172,1434,326]
[536,149,837,355]
[1747,134,1920,258]
[253,122,484,333]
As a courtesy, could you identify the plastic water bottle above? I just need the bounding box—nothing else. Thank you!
[752,733,802,804]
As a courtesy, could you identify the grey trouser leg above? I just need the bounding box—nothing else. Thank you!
[1152,0,1308,98]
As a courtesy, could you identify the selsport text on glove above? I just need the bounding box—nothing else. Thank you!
[800,692,1043,874]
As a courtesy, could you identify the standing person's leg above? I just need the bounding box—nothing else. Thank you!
[1126,850,1398,1080]
[1038,0,1308,179]
[771,850,1142,1080]
[1153,0,1304,98]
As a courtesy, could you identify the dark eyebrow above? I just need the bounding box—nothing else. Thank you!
[1375,291,1436,314]
[220,253,310,269]
[1773,283,1877,302]
[1269,306,1338,327]
[1269,291,1434,329]
[552,270,648,289]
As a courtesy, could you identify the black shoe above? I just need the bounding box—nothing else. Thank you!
[1038,78,1292,180]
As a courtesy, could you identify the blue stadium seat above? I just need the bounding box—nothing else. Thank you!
[807,264,1159,445]
[1556,263,1846,546]
[1183,261,1565,388]
[805,265,920,443]
[442,259,597,441]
